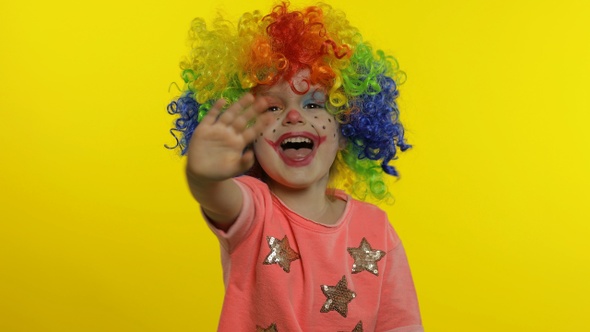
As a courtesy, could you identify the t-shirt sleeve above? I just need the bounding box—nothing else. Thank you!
[203,176,262,253]
[375,225,424,332]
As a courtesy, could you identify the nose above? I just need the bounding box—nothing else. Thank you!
[283,109,305,125]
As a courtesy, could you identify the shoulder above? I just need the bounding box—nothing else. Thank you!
[232,175,276,218]
[234,175,271,197]
[235,175,267,188]
[348,197,389,221]
[346,197,402,249]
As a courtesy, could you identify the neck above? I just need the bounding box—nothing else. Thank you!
[267,176,343,225]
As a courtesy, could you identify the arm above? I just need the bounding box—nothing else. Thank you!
[185,93,271,231]
[376,238,423,331]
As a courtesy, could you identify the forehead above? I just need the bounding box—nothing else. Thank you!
[255,71,327,99]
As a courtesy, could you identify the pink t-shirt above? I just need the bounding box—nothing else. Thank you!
[205,176,423,332]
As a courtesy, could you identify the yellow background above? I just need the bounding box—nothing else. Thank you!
[1,0,589,330]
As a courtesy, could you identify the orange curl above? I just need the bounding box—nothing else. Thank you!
[242,2,351,94]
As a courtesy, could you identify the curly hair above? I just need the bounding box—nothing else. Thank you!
[166,2,410,202]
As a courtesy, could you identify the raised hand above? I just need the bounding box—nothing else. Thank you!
[186,93,272,183]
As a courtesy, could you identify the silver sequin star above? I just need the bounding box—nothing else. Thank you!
[256,323,278,332]
[320,276,356,317]
[263,235,300,273]
[347,237,386,276]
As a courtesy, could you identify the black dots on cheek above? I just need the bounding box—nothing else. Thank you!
[254,132,263,143]
[322,126,326,130]
[273,129,276,133]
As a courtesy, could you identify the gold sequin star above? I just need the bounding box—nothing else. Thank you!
[347,237,386,276]
[263,235,300,273]
[256,323,278,332]
[352,321,363,332]
[320,276,356,317]
[337,321,363,332]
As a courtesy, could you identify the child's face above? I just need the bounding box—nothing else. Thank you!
[253,70,342,191]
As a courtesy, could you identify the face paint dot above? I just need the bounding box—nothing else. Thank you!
[328,118,331,122]
[314,116,318,119]
[260,132,263,136]
[273,129,276,133]
[322,126,326,129]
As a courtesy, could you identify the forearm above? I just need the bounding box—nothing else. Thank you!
[185,167,243,230]
[181,94,270,229]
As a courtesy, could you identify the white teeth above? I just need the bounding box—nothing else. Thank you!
[281,137,312,144]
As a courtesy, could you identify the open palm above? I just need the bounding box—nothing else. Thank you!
[186,94,272,182]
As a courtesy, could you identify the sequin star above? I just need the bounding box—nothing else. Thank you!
[320,276,356,317]
[337,321,363,332]
[263,235,300,273]
[347,237,386,276]
[256,323,278,332]
[352,321,363,332]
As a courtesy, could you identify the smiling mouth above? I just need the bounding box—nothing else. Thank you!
[280,136,314,152]
[265,132,326,167]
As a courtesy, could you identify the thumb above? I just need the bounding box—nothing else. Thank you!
[239,149,256,173]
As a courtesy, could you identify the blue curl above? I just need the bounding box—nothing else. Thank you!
[165,91,202,155]
[340,74,411,177]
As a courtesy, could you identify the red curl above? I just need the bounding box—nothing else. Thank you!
[247,2,351,92]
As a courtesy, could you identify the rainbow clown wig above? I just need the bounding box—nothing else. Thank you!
[167,2,411,202]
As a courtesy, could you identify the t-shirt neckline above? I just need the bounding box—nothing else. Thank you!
[269,189,352,233]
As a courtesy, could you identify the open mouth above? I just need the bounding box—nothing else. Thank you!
[265,132,325,166]
[280,137,314,153]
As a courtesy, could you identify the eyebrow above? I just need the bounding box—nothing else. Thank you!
[308,89,327,102]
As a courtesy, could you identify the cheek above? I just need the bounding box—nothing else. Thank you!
[253,128,278,156]
[253,120,279,144]
[312,114,340,138]
[253,131,263,144]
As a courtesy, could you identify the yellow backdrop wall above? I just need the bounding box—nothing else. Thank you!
[1,0,589,331]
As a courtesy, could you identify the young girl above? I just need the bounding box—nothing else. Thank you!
[167,2,423,331]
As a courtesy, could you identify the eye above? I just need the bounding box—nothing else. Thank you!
[304,103,325,109]
[267,105,282,112]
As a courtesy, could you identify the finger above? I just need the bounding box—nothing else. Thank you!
[200,99,226,125]
[217,93,255,125]
[236,99,271,141]
[242,111,274,143]
[239,149,256,172]
[247,95,271,118]
[230,115,249,134]
[231,96,269,133]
